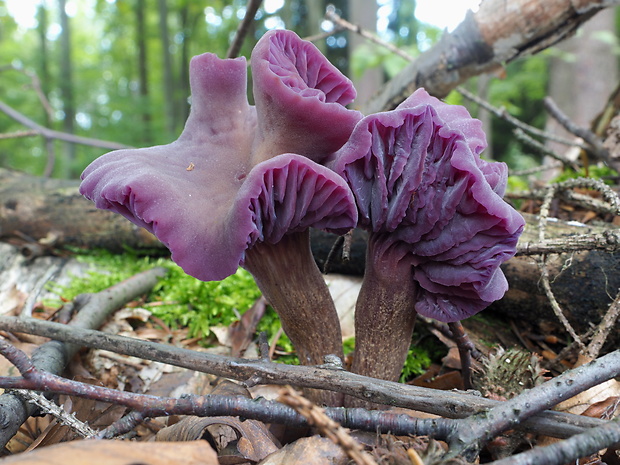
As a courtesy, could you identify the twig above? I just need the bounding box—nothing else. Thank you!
[509,161,563,177]
[0,130,39,140]
[0,338,453,439]
[324,7,413,62]
[0,315,608,439]
[538,183,586,351]
[303,26,345,43]
[506,188,620,216]
[535,178,620,352]
[586,287,620,360]
[0,100,131,151]
[543,96,613,166]
[516,229,620,255]
[11,389,98,438]
[458,87,589,150]
[512,129,579,170]
[488,416,620,465]
[226,0,263,58]
[448,322,474,390]
[279,386,378,465]
[323,235,345,274]
[0,64,54,121]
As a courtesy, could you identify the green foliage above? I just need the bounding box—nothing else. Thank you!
[486,55,549,164]
[350,42,417,80]
[48,250,261,340]
[552,164,619,185]
[399,346,432,382]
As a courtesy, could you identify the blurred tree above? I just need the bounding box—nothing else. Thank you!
[135,0,151,143]
[58,0,76,176]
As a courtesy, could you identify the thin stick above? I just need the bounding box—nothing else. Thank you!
[543,96,612,165]
[512,128,579,170]
[458,86,589,150]
[488,416,620,465]
[448,322,474,390]
[586,287,620,360]
[0,100,131,150]
[325,7,413,62]
[226,0,263,58]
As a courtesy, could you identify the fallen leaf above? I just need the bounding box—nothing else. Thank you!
[228,297,267,358]
[0,439,217,465]
[156,416,280,463]
[258,436,348,465]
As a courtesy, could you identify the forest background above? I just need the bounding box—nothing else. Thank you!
[1,0,618,181]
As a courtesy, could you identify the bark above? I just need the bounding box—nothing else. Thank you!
[135,0,151,143]
[0,168,164,252]
[157,0,176,137]
[363,0,619,113]
[348,0,382,104]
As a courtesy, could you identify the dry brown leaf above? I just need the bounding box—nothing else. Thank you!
[228,297,267,357]
[0,439,218,465]
[155,416,280,463]
[258,435,348,465]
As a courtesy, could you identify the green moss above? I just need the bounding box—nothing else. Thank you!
[48,250,261,340]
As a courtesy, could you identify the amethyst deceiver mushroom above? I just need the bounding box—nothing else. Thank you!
[328,88,525,386]
[80,30,361,404]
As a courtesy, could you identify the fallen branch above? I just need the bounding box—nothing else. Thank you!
[488,416,620,465]
[0,337,618,462]
[0,267,166,448]
[0,315,608,439]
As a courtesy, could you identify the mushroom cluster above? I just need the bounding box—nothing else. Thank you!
[81,29,524,406]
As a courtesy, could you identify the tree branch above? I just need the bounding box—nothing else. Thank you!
[0,100,131,151]
[362,0,616,112]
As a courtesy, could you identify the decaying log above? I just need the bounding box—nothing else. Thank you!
[2,168,619,344]
[363,0,618,112]
[0,168,163,253]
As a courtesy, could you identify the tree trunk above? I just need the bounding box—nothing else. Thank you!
[58,0,76,177]
[157,0,176,138]
[0,168,163,253]
[135,0,151,144]
[544,7,619,175]
[348,0,383,104]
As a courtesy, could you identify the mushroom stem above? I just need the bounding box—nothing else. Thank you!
[243,229,344,405]
[349,233,419,390]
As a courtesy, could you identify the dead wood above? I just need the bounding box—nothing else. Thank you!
[0,266,166,449]
[0,168,163,253]
[362,0,618,113]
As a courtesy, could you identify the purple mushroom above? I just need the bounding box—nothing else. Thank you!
[80,30,362,404]
[328,88,525,386]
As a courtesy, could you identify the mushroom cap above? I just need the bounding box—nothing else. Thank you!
[81,37,358,282]
[329,88,524,322]
[251,29,362,163]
